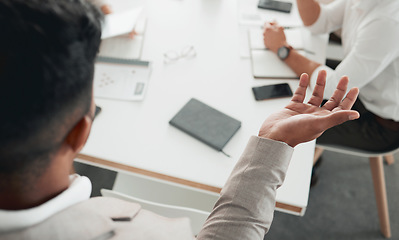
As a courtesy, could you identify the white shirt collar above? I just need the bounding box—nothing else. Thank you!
[0,174,92,233]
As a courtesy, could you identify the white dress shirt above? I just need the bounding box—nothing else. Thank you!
[307,0,399,121]
[0,174,91,233]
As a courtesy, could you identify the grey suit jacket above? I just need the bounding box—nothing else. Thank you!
[0,136,293,240]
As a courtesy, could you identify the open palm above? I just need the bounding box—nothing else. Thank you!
[259,70,360,147]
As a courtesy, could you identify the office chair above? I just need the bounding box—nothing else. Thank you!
[100,189,210,235]
[316,143,397,239]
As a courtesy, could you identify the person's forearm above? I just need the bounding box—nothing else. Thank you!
[284,49,320,78]
[296,0,321,26]
[197,137,293,240]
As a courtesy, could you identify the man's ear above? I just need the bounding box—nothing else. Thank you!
[65,116,92,153]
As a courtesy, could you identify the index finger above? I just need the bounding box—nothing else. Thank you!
[337,87,359,110]
[322,75,349,110]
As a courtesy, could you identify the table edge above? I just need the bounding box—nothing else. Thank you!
[76,153,303,214]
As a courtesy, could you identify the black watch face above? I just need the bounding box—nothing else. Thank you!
[278,46,289,60]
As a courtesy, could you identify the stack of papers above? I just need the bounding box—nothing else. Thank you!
[95,6,149,101]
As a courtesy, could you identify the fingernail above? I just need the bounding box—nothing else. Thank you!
[349,114,357,120]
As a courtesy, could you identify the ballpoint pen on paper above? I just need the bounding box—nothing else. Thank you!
[250,47,315,55]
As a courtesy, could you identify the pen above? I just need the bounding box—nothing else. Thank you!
[252,48,315,55]
[298,48,315,55]
[259,25,300,29]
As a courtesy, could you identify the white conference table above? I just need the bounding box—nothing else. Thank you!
[78,0,327,216]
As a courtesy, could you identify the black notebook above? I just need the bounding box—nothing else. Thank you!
[169,98,241,152]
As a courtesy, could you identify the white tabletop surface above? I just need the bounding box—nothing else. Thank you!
[80,0,327,215]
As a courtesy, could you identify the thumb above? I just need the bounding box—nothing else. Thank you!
[321,110,359,130]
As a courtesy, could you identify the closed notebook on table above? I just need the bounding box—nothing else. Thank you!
[169,98,241,152]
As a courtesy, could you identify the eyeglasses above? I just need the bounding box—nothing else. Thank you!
[163,45,197,64]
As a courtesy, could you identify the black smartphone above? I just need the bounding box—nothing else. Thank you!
[258,0,292,13]
[252,83,293,101]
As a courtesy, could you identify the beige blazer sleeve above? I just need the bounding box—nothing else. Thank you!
[197,136,294,240]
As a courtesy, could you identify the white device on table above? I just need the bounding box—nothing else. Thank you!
[93,56,151,101]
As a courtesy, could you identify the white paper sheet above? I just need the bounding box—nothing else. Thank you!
[251,49,306,79]
[101,7,143,39]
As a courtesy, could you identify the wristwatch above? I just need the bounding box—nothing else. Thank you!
[277,45,292,60]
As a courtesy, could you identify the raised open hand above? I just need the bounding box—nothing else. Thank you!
[259,70,360,147]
